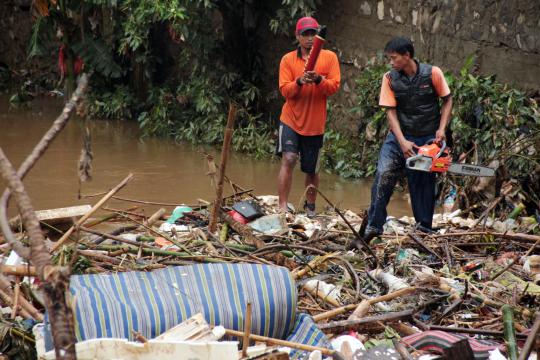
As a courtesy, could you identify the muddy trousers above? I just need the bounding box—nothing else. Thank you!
[366,132,437,234]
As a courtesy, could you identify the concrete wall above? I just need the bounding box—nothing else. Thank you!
[317,0,540,89]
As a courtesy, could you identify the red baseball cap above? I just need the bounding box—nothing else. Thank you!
[296,17,319,34]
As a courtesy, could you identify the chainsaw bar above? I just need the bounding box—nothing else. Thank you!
[448,163,495,177]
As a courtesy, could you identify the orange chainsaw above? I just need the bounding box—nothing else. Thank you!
[406,140,495,177]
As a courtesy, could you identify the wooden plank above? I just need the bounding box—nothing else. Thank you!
[9,204,92,228]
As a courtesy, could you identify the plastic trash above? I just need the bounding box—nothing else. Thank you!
[159,222,190,233]
[331,334,365,353]
[232,200,263,220]
[443,187,456,214]
[227,210,248,224]
[248,214,288,236]
[166,206,193,224]
[155,237,173,248]
[308,350,322,360]
[303,280,341,304]
[368,269,409,292]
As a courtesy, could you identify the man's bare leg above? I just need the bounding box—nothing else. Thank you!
[278,152,298,211]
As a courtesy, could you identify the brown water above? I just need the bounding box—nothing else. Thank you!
[0,95,411,217]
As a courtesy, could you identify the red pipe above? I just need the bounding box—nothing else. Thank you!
[304,26,327,72]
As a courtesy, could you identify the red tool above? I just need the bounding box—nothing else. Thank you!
[304,26,327,72]
[406,140,495,177]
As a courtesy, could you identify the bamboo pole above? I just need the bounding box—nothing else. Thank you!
[209,103,237,233]
[0,273,43,321]
[0,265,37,277]
[318,309,414,333]
[78,226,160,250]
[502,305,518,360]
[10,282,20,319]
[225,328,334,356]
[0,287,32,319]
[242,303,252,357]
[51,173,133,252]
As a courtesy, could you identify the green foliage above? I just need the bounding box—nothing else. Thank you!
[87,85,136,119]
[118,0,189,54]
[345,57,390,177]
[136,76,275,158]
[27,16,54,59]
[270,0,321,35]
[447,56,540,177]
[138,87,183,137]
[72,37,123,78]
[320,128,363,178]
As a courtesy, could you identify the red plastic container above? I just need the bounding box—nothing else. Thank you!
[227,210,248,224]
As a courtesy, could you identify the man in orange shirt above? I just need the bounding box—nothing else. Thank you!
[277,16,340,216]
[352,37,452,247]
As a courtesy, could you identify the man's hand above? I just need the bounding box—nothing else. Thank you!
[303,71,322,84]
[435,128,446,145]
[399,139,417,158]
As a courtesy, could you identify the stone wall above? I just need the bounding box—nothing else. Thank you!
[316,0,540,90]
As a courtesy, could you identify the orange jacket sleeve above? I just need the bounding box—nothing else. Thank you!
[279,55,302,99]
[318,52,340,96]
[431,66,451,97]
[379,73,397,107]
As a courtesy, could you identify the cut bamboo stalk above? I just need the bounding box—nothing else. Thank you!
[78,250,123,265]
[51,173,133,252]
[144,208,166,226]
[503,305,518,360]
[242,303,252,357]
[78,226,160,250]
[0,287,32,319]
[0,274,43,320]
[304,284,341,307]
[83,206,138,228]
[10,282,20,319]
[318,309,414,333]
[209,103,237,233]
[225,328,334,356]
[292,252,340,280]
[0,264,37,277]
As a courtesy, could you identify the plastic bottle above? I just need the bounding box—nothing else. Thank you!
[443,187,457,214]
[166,205,193,224]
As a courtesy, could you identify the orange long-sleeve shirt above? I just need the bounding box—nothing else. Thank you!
[279,48,340,136]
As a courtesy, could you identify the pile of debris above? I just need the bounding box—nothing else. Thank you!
[0,188,539,360]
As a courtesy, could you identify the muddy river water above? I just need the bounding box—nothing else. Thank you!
[0,95,410,218]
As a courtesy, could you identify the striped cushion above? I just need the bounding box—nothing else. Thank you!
[70,263,297,341]
[287,313,332,359]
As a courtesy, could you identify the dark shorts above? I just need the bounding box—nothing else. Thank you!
[276,122,323,174]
